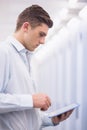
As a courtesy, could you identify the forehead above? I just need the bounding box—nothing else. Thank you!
[34,23,49,33]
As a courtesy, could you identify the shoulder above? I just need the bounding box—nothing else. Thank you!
[0,41,10,60]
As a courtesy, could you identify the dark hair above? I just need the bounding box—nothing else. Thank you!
[15,5,53,31]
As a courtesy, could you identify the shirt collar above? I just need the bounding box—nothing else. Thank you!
[7,35,33,55]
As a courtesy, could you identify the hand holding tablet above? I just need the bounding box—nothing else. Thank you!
[48,103,80,118]
[47,103,80,125]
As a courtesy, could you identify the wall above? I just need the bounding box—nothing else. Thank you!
[31,6,87,130]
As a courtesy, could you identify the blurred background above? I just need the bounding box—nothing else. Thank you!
[0,0,87,130]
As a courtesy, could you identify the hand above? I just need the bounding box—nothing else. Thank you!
[52,110,73,125]
[32,93,51,111]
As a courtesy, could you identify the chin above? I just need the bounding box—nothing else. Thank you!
[30,48,35,51]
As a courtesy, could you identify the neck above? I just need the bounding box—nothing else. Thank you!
[13,31,24,45]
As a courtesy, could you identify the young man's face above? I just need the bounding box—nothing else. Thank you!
[23,23,49,51]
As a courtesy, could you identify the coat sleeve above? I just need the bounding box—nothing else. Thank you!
[39,110,54,128]
[0,46,33,113]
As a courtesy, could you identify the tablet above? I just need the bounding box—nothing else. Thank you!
[48,103,80,118]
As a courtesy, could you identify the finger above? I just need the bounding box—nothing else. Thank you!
[57,113,66,121]
[65,110,73,117]
[46,100,51,108]
[46,96,51,106]
[52,116,60,125]
[42,100,51,111]
[61,113,66,119]
[41,107,48,111]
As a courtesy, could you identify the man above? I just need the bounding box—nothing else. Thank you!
[0,5,73,130]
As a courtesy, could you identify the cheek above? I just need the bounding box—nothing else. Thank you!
[31,35,39,43]
[28,31,39,45]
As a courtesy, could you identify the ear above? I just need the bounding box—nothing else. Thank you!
[22,22,30,32]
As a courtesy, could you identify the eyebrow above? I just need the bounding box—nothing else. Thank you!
[39,32,47,37]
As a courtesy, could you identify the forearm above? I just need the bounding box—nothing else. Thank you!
[0,93,33,113]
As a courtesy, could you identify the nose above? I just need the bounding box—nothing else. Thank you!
[39,37,45,44]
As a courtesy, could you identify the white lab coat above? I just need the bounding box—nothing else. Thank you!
[0,36,53,130]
